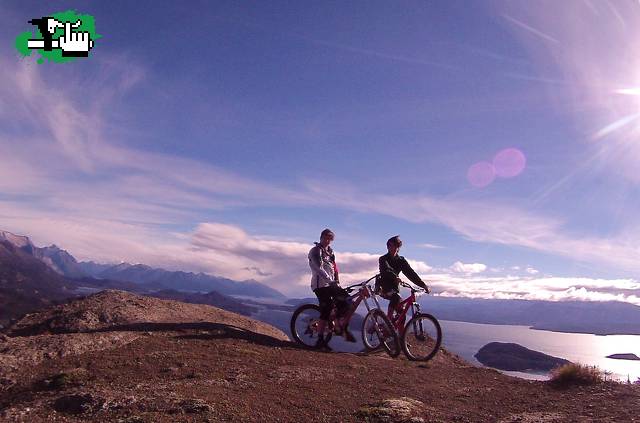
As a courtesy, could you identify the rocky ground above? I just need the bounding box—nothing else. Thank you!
[1,290,638,422]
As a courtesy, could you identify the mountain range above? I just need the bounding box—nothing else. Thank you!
[420,296,640,335]
[0,230,283,326]
[77,261,284,299]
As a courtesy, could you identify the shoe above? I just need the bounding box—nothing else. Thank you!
[316,338,332,351]
[343,328,356,343]
[315,336,333,351]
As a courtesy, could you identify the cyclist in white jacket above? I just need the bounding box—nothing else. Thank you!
[308,229,355,348]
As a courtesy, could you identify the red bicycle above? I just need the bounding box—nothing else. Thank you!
[290,277,400,357]
[364,278,442,361]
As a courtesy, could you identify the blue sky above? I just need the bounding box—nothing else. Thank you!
[2,1,640,301]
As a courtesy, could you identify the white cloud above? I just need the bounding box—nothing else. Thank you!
[450,261,487,274]
[525,266,539,275]
[417,243,444,249]
[305,181,640,278]
[430,273,640,306]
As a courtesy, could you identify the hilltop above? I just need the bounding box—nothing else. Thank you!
[1,290,638,422]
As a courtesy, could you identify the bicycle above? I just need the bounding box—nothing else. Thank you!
[290,277,400,357]
[366,278,442,361]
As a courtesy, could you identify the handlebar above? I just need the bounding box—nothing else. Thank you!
[399,280,429,294]
[344,275,379,293]
[344,280,368,293]
[344,275,430,295]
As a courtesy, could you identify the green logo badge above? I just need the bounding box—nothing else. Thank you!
[15,10,100,64]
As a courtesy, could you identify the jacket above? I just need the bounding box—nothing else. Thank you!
[378,253,426,290]
[308,242,339,290]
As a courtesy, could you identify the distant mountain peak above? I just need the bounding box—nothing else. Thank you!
[0,230,33,249]
[0,229,86,279]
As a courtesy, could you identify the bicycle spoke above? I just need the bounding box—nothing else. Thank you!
[401,314,442,361]
[291,304,332,348]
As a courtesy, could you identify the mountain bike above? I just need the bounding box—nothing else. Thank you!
[290,277,400,357]
[366,279,442,361]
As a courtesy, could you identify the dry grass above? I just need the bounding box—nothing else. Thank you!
[549,363,603,387]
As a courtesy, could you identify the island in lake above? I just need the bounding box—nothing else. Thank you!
[606,353,640,361]
[475,342,570,372]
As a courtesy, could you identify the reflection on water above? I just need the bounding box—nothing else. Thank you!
[441,320,640,381]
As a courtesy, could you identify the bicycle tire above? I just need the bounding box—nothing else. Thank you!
[401,313,442,361]
[290,303,332,348]
[361,309,400,358]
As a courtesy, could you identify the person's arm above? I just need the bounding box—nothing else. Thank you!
[309,246,333,281]
[379,255,399,279]
[332,253,340,283]
[400,257,428,290]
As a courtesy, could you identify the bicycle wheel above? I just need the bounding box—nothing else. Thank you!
[361,309,400,358]
[401,313,442,361]
[290,304,332,348]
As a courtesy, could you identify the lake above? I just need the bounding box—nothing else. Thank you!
[252,307,640,382]
[440,319,640,382]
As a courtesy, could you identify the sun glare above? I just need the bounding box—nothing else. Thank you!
[615,87,640,96]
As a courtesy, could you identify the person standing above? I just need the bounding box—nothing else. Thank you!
[308,228,355,348]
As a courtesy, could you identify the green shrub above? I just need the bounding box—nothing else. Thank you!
[549,363,603,387]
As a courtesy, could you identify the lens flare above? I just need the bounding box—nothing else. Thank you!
[467,161,496,188]
[493,148,527,178]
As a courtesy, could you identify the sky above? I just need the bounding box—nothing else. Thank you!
[1,0,640,301]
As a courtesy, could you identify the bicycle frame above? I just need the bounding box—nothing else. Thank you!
[389,291,416,331]
[329,276,380,326]
[329,276,382,328]
[375,280,423,333]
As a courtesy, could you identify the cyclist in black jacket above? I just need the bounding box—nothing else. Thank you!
[378,236,430,323]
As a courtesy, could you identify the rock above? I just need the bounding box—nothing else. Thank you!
[357,397,425,422]
[43,368,89,389]
[53,393,105,415]
[0,334,8,342]
[475,342,570,372]
[0,377,16,389]
[178,398,213,414]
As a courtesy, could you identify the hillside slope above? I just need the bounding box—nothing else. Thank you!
[1,291,638,422]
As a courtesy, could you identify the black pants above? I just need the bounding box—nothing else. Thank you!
[314,284,350,321]
[380,278,401,309]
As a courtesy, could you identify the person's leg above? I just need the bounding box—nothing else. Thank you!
[391,293,406,327]
[328,284,356,342]
[387,292,401,320]
[313,287,333,348]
